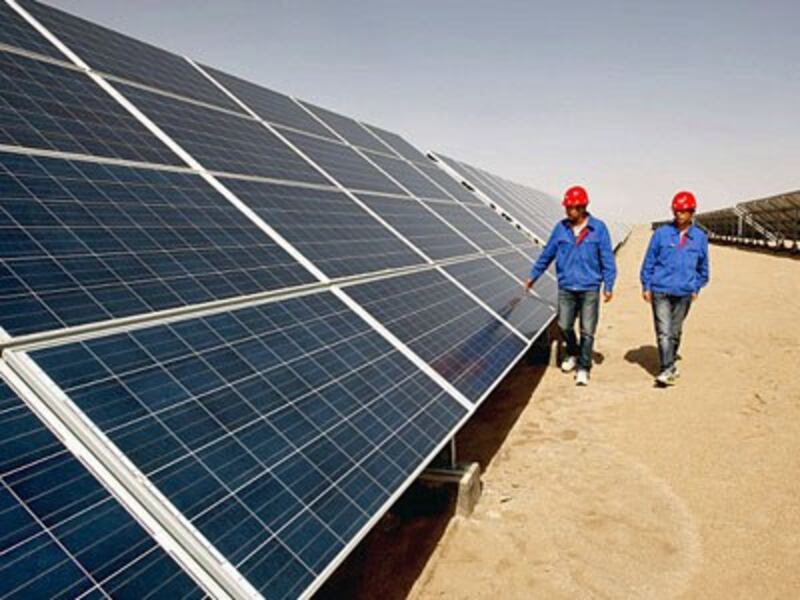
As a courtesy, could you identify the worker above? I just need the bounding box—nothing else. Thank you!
[640,191,710,386]
[525,185,617,386]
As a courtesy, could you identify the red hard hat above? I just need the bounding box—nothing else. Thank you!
[563,185,589,207]
[672,191,697,212]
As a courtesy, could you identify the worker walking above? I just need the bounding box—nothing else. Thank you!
[525,186,617,386]
[640,191,710,387]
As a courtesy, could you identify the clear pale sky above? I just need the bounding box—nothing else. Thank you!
[47,1,800,223]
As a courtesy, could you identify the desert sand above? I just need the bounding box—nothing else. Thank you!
[318,225,800,600]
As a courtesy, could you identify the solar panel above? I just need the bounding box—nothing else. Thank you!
[0,377,204,599]
[355,193,479,260]
[0,3,63,60]
[0,151,316,336]
[279,129,404,195]
[491,248,558,305]
[345,269,527,402]
[466,204,532,245]
[423,200,510,251]
[28,291,467,599]
[116,82,329,183]
[443,257,554,339]
[19,0,241,112]
[433,154,559,241]
[200,65,336,139]
[300,102,391,154]
[414,162,484,206]
[0,50,181,165]
[363,151,449,199]
[220,177,425,278]
[361,123,430,165]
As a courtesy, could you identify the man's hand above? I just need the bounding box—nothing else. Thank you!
[524,277,534,291]
[691,293,698,302]
[642,290,652,303]
[603,291,613,303]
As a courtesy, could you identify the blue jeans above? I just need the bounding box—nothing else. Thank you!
[558,289,599,371]
[652,293,692,373]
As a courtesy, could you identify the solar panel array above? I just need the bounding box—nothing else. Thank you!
[0,2,568,598]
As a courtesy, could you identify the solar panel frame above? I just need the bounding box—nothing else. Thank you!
[422,200,510,252]
[360,123,430,165]
[299,101,393,155]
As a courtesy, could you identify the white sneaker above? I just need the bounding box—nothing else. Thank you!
[575,369,589,386]
[561,356,578,373]
[655,371,677,386]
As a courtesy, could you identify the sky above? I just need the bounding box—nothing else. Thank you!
[48,0,800,223]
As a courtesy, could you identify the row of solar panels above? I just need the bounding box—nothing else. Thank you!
[0,1,625,598]
[692,191,800,251]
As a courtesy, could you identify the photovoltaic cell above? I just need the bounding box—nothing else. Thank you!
[345,269,526,402]
[0,151,316,336]
[221,177,425,278]
[0,51,181,165]
[362,124,430,165]
[30,292,466,600]
[444,257,554,339]
[423,200,509,251]
[356,193,478,260]
[0,4,63,60]
[117,83,329,184]
[19,0,241,112]
[0,378,204,599]
[363,151,448,199]
[300,102,391,154]
[201,65,335,139]
[280,129,404,195]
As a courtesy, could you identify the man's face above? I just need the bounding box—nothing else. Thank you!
[565,206,585,222]
[674,210,693,227]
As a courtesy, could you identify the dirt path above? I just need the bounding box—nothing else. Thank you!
[407,226,800,599]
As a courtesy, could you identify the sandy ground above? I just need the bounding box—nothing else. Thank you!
[318,226,800,600]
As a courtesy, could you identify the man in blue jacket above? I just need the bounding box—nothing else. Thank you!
[525,185,617,386]
[640,191,710,387]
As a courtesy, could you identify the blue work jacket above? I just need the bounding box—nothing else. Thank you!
[530,215,617,292]
[640,223,710,296]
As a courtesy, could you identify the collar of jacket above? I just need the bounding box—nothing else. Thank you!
[670,222,697,239]
[561,214,596,232]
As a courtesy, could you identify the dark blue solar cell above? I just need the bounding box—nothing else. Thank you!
[222,177,424,278]
[31,291,466,599]
[468,204,532,245]
[300,101,391,154]
[117,83,329,183]
[202,65,335,139]
[280,129,404,195]
[444,257,555,339]
[356,193,479,260]
[0,4,63,59]
[0,378,203,599]
[363,150,449,199]
[423,200,511,251]
[346,269,527,402]
[418,162,485,205]
[19,0,241,111]
[0,151,316,336]
[0,51,181,164]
